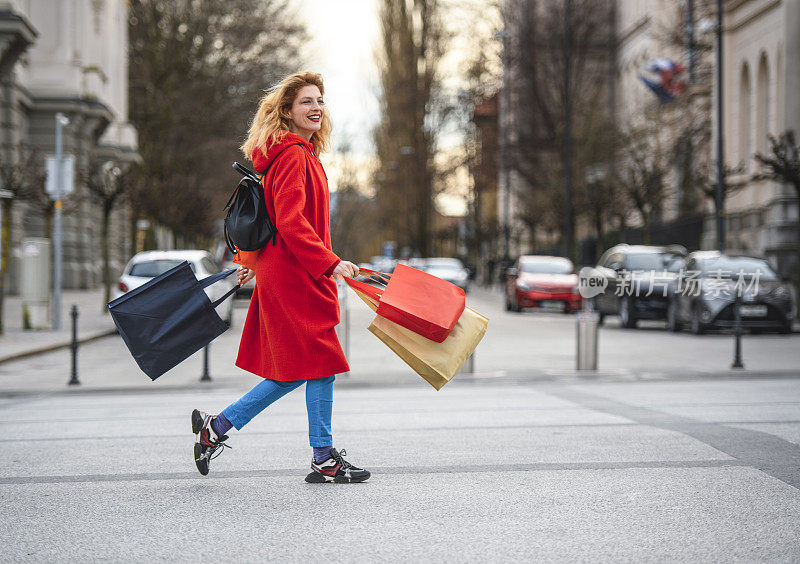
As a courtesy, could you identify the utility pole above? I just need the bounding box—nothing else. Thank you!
[563,0,574,262]
[496,28,512,268]
[53,113,69,330]
[715,0,725,251]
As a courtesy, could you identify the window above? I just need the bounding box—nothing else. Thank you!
[739,63,752,168]
[756,54,770,154]
[129,259,187,278]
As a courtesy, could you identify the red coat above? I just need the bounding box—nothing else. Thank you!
[235,132,349,381]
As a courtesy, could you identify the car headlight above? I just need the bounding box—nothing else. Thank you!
[516,280,531,291]
[772,286,790,299]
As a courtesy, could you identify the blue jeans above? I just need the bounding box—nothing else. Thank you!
[221,375,335,447]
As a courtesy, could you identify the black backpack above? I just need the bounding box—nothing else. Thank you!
[224,144,301,254]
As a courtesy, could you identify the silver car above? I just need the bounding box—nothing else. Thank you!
[423,257,470,293]
[113,250,235,326]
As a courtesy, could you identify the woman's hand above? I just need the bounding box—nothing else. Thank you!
[332,260,359,278]
[237,266,255,285]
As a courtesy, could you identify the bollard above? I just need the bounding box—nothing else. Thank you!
[200,344,212,381]
[732,295,744,369]
[576,309,599,371]
[68,305,80,385]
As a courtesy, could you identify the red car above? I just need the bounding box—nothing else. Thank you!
[505,256,582,313]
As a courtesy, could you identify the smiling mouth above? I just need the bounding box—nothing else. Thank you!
[307,114,321,123]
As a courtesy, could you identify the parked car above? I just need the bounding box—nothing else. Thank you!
[424,257,470,292]
[112,250,235,326]
[505,255,581,313]
[590,244,686,328]
[667,251,795,334]
[217,244,256,299]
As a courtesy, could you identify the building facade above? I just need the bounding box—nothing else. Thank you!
[715,0,800,281]
[0,0,138,294]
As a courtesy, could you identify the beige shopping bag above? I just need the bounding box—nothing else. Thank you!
[350,285,379,312]
[368,306,489,390]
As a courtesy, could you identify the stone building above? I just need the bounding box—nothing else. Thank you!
[0,0,138,294]
[715,0,800,281]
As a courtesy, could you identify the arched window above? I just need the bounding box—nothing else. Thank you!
[756,53,770,154]
[739,62,752,169]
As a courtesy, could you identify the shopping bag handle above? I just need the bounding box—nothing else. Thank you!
[199,268,241,308]
[358,267,391,285]
[343,276,384,301]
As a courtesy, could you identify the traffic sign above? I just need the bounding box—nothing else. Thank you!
[45,155,75,198]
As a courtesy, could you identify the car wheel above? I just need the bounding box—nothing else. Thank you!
[690,305,705,335]
[620,298,637,329]
[667,301,681,332]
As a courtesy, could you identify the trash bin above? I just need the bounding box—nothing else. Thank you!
[21,238,51,329]
[576,309,599,371]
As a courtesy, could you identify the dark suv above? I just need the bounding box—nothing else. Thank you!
[590,244,686,328]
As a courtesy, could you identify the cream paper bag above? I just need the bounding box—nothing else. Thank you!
[368,306,489,390]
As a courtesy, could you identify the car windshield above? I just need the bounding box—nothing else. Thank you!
[520,261,573,275]
[626,253,683,272]
[699,256,778,279]
[128,259,191,277]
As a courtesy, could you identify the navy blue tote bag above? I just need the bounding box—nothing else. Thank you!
[107,261,239,380]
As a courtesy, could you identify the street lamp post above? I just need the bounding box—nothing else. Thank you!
[495,28,512,269]
[563,0,574,262]
[715,0,725,252]
[53,112,70,330]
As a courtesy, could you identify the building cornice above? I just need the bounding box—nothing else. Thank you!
[616,15,650,49]
[0,9,38,76]
[724,0,781,32]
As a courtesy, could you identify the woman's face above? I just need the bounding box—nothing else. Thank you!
[287,84,324,141]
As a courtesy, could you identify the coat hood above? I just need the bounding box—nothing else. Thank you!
[252,132,313,174]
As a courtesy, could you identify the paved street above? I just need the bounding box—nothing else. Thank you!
[1,287,800,561]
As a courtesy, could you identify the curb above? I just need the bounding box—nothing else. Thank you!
[0,329,118,365]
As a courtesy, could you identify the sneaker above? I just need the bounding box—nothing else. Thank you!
[191,409,231,476]
[305,448,370,483]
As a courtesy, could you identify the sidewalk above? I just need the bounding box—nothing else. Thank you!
[0,288,117,364]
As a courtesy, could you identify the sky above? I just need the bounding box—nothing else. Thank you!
[296,0,496,216]
[299,0,382,156]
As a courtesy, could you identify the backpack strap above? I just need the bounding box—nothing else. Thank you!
[258,142,306,181]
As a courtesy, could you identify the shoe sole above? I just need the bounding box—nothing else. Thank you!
[191,409,205,436]
[194,443,210,476]
[191,410,209,476]
[304,471,370,484]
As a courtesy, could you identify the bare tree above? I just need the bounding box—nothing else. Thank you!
[505,0,616,257]
[754,130,800,296]
[618,125,669,245]
[128,0,307,242]
[330,144,381,263]
[81,162,137,308]
[374,0,447,257]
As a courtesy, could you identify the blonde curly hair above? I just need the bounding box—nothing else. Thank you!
[241,71,331,159]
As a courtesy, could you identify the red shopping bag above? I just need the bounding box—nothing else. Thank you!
[374,263,465,343]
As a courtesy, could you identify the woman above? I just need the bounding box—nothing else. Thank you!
[191,71,370,484]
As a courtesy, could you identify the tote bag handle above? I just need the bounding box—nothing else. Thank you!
[199,268,240,309]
